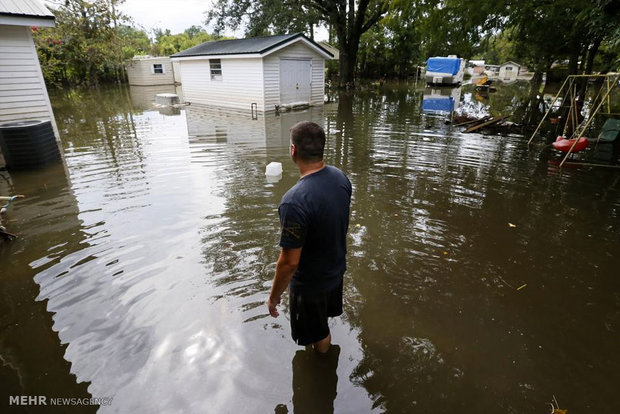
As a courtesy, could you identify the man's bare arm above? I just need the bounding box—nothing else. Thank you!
[267,247,302,317]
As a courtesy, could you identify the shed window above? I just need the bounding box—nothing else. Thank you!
[505,66,513,71]
[210,59,222,80]
[153,63,164,74]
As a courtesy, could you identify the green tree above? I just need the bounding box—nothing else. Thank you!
[478,31,515,65]
[207,0,322,38]
[150,28,224,56]
[118,25,151,60]
[355,0,504,78]
[414,0,499,59]
[34,0,129,86]
[184,25,204,39]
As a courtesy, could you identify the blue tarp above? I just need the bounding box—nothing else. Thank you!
[422,97,454,112]
[426,57,460,75]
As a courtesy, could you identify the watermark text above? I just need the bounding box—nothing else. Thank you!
[9,395,113,406]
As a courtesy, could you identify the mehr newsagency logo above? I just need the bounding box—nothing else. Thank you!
[9,395,113,406]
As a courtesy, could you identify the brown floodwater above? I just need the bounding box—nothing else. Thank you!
[1,82,619,413]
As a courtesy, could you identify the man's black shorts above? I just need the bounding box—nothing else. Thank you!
[289,281,343,346]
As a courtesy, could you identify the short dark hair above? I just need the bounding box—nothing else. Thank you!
[290,121,325,162]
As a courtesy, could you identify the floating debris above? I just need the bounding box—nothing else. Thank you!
[452,115,491,127]
[0,194,24,240]
[155,93,180,106]
[265,162,282,176]
[548,395,567,414]
[463,116,510,133]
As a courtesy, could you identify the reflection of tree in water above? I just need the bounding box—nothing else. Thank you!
[327,86,620,412]
[0,164,94,408]
[192,110,329,321]
[199,148,282,315]
[50,86,148,195]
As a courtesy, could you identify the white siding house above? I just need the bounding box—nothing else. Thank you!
[0,0,58,137]
[499,61,521,80]
[171,33,332,114]
[125,56,180,86]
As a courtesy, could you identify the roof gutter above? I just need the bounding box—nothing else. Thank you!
[0,13,55,27]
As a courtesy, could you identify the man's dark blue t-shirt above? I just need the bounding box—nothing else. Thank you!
[279,165,352,294]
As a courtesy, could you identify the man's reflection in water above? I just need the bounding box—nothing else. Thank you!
[292,344,340,413]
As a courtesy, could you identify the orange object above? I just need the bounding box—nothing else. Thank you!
[552,136,588,153]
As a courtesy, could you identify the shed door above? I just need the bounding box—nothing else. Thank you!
[279,58,311,105]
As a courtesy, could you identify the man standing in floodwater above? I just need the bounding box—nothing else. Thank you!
[267,121,352,353]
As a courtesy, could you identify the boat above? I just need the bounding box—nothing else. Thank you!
[552,136,588,153]
[425,56,465,86]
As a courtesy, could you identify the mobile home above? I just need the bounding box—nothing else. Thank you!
[126,56,180,86]
[499,61,521,80]
[171,33,333,114]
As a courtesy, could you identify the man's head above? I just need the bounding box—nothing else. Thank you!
[290,121,325,163]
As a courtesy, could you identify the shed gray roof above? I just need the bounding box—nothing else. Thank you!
[171,33,332,58]
[0,0,54,19]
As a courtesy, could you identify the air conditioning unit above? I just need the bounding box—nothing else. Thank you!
[0,120,60,170]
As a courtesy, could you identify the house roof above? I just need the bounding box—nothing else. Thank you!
[0,0,54,19]
[0,0,54,27]
[501,61,521,67]
[171,33,333,59]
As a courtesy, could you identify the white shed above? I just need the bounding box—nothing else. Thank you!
[499,61,521,79]
[171,33,333,114]
[125,56,181,86]
[0,0,58,137]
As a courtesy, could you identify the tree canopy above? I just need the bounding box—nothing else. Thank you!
[208,0,620,84]
[34,0,620,88]
[34,1,222,87]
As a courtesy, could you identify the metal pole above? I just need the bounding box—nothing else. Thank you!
[528,75,570,145]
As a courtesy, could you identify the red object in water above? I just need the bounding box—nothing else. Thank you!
[552,136,589,153]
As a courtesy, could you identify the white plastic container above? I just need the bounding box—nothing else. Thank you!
[265,162,282,176]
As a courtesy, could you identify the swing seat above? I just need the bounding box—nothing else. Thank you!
[552,136,589,153]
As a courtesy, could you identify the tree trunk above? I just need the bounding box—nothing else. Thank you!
[311,0,387,89]
[337,35,360,88]
[584,37,602,75]
[525,70,544,126]
[339,52,356,88]
[568,49,579,75]
[577,37,603,105]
